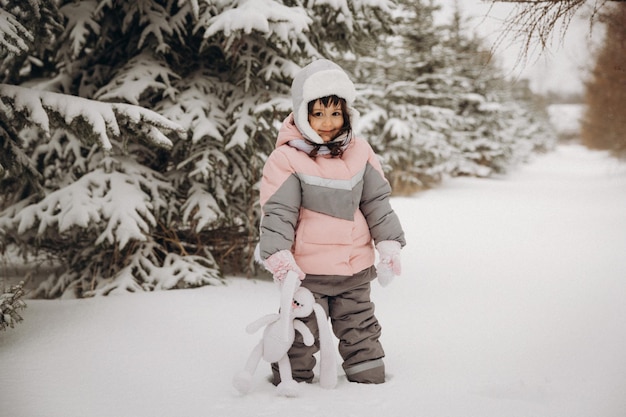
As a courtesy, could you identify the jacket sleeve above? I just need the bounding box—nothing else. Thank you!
[360,148,406,247]
[259,149,302,260]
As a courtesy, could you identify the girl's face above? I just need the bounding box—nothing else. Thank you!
[308,99,345,142]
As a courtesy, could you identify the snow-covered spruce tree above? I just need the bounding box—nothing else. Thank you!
[347,0,458,193]
[0,0,395,297]
[346,0,555,194]
[0,2,186,296]
[438,6,556,176]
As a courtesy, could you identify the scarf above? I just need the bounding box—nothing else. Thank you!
[288,131,352,158]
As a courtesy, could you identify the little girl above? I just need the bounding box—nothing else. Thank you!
[258,59,406,384]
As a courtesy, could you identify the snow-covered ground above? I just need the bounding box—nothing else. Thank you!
[1,143,625,417]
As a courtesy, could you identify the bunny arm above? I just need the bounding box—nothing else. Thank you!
[293,319,314,346]
[246,313,280,334]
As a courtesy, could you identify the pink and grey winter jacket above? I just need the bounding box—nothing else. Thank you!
[259,114,406,276]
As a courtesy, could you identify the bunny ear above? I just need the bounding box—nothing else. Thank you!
[312,303,338,389]
[278,271,300,337]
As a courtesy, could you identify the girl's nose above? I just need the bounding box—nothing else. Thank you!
[320,115,333,126]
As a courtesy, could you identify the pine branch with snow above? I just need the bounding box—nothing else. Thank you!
[7,154,173,249]
[0,84,182,152]
[0,281,26,331]
[0,8,33,55]
[58,0,100,59]
[0,120,43,188]
[0,0,65,83]
[30,238,223,298]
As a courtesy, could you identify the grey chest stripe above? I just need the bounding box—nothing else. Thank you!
[296,168,366,221]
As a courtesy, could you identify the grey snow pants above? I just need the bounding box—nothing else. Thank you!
[272,266,386,384]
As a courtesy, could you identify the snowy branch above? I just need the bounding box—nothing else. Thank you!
[136,1,173,53]
[0,115,42,183]
[181,182,222,232]
[59,0,100,59]
[159,72,227,144]
[11,155,173,250]
[0,84,184,151]
[95,52,179,105]
[200,0,311,42]
[0,281,26,331]
[83,240,223,296]
[0,8,33,55]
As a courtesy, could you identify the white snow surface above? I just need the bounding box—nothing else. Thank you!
[2,144,626,417]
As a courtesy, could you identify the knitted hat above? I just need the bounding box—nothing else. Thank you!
[291,59,358,144]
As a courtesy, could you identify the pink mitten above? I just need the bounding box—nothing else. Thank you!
[264,250,305,283]
[375,240,402,287]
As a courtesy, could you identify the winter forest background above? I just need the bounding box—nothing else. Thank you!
[1,0,625,305]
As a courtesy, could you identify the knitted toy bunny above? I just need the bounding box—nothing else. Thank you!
[233,271,337,397]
